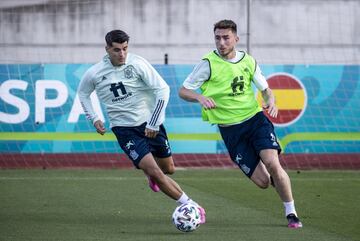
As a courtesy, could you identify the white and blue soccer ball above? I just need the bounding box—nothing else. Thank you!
[172,203,201,232]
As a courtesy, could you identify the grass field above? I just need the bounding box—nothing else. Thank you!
[0,169,359,241]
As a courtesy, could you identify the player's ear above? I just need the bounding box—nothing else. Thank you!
[235,35,239,43]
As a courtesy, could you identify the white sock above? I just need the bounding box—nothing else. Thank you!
[283,200,297,217]
[176,192,190,204]
[176,192,197,205]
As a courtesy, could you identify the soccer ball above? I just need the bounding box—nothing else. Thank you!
[172,203,201,232]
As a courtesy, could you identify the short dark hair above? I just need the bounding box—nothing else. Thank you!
[105,30,130,46]
[213,19,237,33]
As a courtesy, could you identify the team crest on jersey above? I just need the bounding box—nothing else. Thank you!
[124,65,135,79]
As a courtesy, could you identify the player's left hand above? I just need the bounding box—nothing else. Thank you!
[145,128,159,138]
[261,88,278,118]
[263,102,278,118]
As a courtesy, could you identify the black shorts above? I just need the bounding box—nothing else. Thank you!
[112,123,172,168]
[218,112,281,177]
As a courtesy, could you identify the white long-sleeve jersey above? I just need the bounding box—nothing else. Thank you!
[77,53,170,131]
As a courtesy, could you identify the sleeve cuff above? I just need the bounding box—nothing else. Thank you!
[145,123,160,131]
[92,117,100,125]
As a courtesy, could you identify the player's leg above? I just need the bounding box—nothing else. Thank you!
[155,156,175,174]
[249,112,302,228]
[139,153,181,199]
[155,156,179,188]
[139,153,206,223]
[260,149,302,228]
[147,124,175,191]
[147,157,176,192]
[218,122,270,188]
[260,149,292,201]
[249,112,292,200]
[150,124,205,223]
[249,161,271,189]
[151,125,174,176]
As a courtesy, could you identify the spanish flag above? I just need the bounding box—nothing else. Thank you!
[257,74,307,126]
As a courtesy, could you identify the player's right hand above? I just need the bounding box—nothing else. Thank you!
[198,95,216,110]
[94,120,106,135]
[145,128,159,138]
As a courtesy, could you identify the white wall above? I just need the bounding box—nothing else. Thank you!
[0,0,359,64]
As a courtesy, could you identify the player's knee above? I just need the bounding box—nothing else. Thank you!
[156,157,175,175]
[252,175,271,189]
[256,179,271,189]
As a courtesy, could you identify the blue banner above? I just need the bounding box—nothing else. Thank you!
[0,64,359,154]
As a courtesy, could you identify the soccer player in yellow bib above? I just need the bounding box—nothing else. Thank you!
[179,20,302,228]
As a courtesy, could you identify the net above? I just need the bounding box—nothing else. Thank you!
[0,0,359,169]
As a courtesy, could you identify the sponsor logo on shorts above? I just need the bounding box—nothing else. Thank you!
[240,164,250,175]
[165,140,171,154]
[270,133,278,146]
[125,140,135,150]
[129,150,139,160]
[235,154,242,164]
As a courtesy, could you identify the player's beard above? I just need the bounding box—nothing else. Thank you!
[219,46,235,59]
[111,56,126,66]
[117,58,125,65]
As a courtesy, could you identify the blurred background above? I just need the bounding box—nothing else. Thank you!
[1,0,359,64]
[0,0,359,169]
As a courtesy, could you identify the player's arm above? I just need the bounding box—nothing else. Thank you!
[77,69,106,135]
[179,87,216,110]
[178,60,216,110]
[137,58,170,138]
[253,65,278,118]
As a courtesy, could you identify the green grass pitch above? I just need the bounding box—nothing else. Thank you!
[0,169,359,241]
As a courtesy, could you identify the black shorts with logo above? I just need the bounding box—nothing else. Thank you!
[112,122,172,168]
[218,112,281,178]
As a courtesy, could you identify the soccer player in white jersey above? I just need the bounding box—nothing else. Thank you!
[77,29,205,223]
[179,20,302,228]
